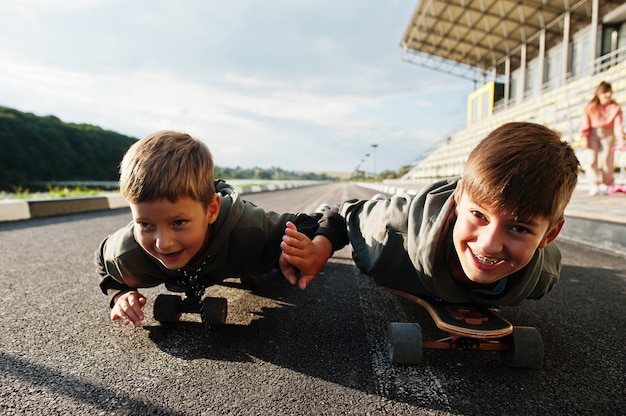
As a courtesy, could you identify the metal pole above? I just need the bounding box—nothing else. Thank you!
[371,144,378,178]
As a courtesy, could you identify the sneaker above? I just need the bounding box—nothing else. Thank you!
[314,203,331,214]
[611,185,626,194]
[599,184,609,195]
[588,186,599,196]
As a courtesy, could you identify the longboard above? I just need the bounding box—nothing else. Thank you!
[384,287,544,368]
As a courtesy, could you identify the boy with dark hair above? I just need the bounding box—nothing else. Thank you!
[96,131,346,327]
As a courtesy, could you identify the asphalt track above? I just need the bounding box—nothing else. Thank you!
[0,183,624,415]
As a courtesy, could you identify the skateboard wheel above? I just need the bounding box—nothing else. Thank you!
[502,326,544,368]
[388,322,423,365]
[202,297,228,325]
[154,294,182,323]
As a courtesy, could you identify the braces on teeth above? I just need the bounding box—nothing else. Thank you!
[473,252,500,264]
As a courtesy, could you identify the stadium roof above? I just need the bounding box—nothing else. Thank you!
[400,0,626,81]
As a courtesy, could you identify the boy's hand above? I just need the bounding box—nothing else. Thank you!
[111,291,147,327]
[279,221,333,290]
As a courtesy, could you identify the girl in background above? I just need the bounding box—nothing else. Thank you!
[580,81,625,195]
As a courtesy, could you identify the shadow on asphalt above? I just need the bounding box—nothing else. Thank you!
[136,261,625,413]
[1,260,623,414]
[143,263,374,391]
[0,351,185,416]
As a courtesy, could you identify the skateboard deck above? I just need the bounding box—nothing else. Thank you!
[385,288,512,338]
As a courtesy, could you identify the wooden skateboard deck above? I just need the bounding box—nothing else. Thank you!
[385,288,513,338]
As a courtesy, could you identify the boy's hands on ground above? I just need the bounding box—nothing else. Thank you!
[111,291,147,327]
[279,221,333,290]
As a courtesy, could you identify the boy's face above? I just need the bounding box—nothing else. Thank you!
[452,190,563,285]
[129,195,220,270]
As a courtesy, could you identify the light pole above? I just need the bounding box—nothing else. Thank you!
[364,154,370,179]
[371,144,378,178]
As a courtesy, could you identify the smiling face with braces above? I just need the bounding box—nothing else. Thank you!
[450,189,562,287]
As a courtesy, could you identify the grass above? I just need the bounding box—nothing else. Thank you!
[1,185,109,200]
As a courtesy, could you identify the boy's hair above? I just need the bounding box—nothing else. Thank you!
[119,131,216,207]
[459,122,579,226]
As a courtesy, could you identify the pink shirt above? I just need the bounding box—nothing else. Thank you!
[580,101,625,142]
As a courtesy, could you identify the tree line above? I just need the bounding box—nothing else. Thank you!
[0,106,334,191]
[0,106,136,190]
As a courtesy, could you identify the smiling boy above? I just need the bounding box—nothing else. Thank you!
[337,122,579,305]
[96,131,347,327]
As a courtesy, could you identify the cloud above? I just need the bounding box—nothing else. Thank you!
[0,0,470,173]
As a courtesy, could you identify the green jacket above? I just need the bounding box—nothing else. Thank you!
[340,179,561,306]
[96,181,344,305]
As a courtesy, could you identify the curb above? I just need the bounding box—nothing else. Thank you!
[0,181,326,223]
[0,195,129,222]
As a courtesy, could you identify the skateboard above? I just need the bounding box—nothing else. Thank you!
[385,288,544,368]
[153,278,228,326]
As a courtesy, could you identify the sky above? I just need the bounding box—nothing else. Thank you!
[0,0,472,174]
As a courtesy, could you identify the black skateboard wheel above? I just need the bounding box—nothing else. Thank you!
[202,297,227,325]
[388,322,423,364]
[502,326,544,368]
[153,294,182,323]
